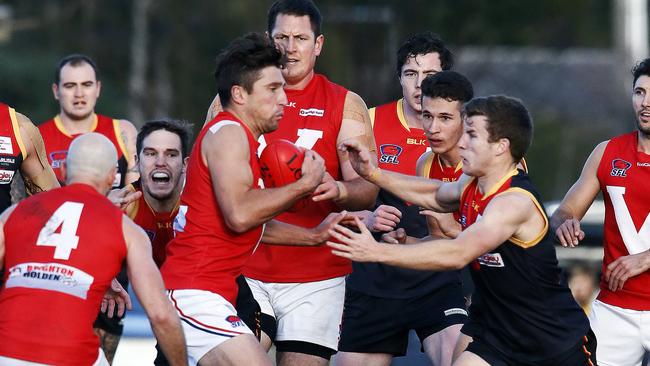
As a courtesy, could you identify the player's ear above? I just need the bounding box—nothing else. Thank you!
[495,138,510,157]
[52,83,60,101]
[231,85,246,105]
[182,157,189,173]
[314,34,324,57]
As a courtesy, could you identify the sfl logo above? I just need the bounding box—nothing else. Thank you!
[611,159,632,177]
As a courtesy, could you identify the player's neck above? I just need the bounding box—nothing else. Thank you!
[638,130,650,154]
[401,100,423,129]
[143,189,179,213]
[476,160,518,196]
[438,147,461,168]
[284,70,315,91]
[58,112,96,135]
[224,107,262,139]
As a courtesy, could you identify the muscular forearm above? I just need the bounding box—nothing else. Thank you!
[379,239,468,271]
[371,168,445,210]
[335,177,378,210]
[152,315,188,366]
[262,220,321,246]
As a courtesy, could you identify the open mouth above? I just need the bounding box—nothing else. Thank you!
[151,171,171,184]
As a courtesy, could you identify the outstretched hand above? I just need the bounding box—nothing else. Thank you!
[381,228,407,244]
[108,186,142,210]
[311,211,351,244]
[555,218,585,247]
[604,252,650,292]
[101,278,133,318]
[327,216,384,262]
[339,140,377,180]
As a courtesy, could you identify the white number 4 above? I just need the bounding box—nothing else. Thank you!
[36,202,84,260]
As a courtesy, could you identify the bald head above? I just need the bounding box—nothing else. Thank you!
[65,133,117,187]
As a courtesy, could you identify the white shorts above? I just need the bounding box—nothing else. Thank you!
[168,289,253,365]
[0,349,108,366]
[589,299,650,366]
[245,276,346,350]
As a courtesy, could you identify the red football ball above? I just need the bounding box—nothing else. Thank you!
[259,139,308,211]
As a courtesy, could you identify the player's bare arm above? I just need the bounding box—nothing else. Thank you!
[204,123,325,233]
[340,205,402,233]
[0,204,16,265]
[204,94,223,126]
[342,139,466,212]
[262,211,348,246]
[16,113,59,194]
[550,141,607,247]
[328,191,544,271]
[122,216,188,366]
[312,91,379,210]
[119,119,140,184]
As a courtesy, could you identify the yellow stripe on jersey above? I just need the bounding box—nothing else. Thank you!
[396,98,410,131]
[112,119,131,163]
[503,187,549,248]
[53,113,98,138]
[7,107,27,159]
[481,169,519,200]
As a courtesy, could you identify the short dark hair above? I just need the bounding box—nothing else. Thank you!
[136,119,193,158]
[462,96,533,162]
[632,58,650,86]
[421,71,473,103]
[214,32,286,108]
[267,0,322,37]
[54,54,98,85]
[396,32,453,76]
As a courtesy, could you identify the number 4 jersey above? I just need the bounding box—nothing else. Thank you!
[597,131,650,310]
[0,183,127,365]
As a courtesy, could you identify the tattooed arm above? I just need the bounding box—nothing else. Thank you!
[16,112,59,194]
[119,119,139,185]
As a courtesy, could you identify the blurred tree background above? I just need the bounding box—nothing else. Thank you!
[0,0,640,200]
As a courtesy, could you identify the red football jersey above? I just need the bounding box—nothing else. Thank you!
[161,111,263,305]
[0,183,127,365]
[0,103,26,211]
[244,74,350,283]
[372,99,428,175]
[127,180,179,268]
[39,114,130,187]
[596,132,650,310]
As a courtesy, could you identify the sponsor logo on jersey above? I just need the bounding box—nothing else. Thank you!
[444,308,468,317]
[406,138,427,146]
[299,108,324,117]
[0,136,13,154]
[0,157,16,165]
[379,144,402,164]
[477,252,505,267]
[0,169,15,184]
[49,150,68,169]
[611,158,632,177]
[5,262,94,299]
[225,315,244,328]
[638,162,650,167]
[286,102,297,108]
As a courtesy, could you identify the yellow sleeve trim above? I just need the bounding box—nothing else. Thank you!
[396,99,410,131]
[482,168,519,199]
[112,119,131,163]
[8,107,27,159]
[503,187,548,248]
[519,157,528,173]
[419,151,434,178]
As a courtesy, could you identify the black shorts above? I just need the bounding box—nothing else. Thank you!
[338,283,467,356]
[93,263,128,336]
[465,329,597,366]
